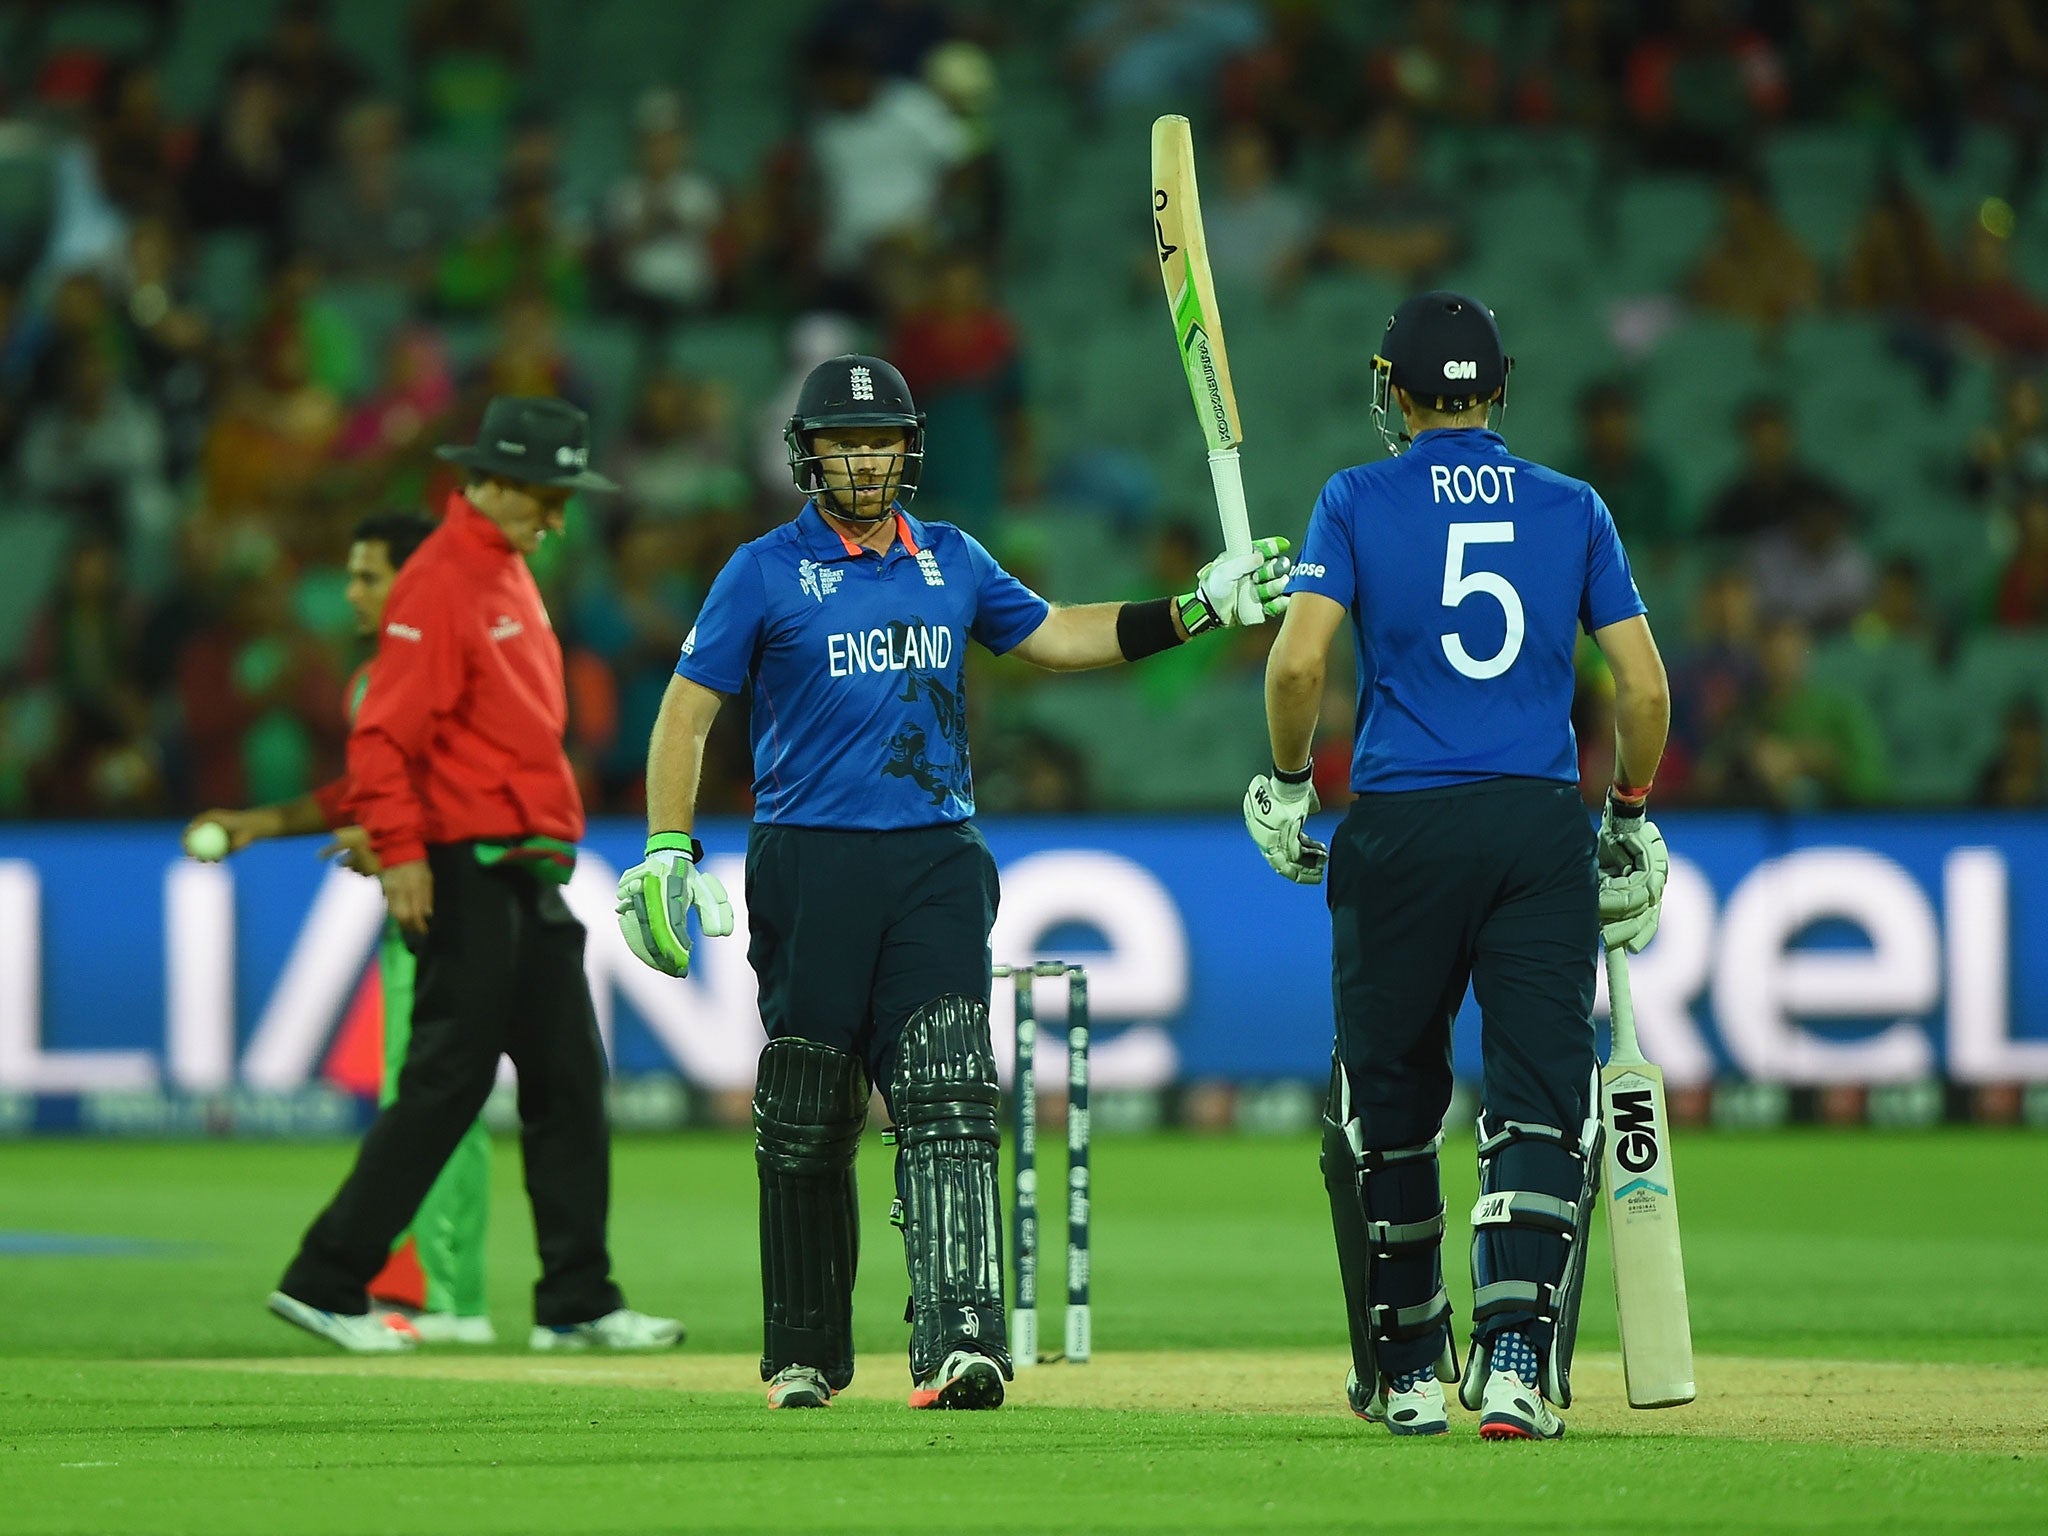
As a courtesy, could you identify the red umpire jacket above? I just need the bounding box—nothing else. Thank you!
[345,492,584,869]
[308,663,371,830]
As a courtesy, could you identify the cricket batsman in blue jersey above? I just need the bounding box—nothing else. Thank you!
[616,353,1292,1410]
[1246,293,1672,1440]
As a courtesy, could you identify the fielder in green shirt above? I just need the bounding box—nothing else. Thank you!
[186,510,495,1343]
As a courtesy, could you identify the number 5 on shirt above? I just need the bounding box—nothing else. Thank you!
[1441,521,1524,680]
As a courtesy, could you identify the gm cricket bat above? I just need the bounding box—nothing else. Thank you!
[1151,114,1262,625]
[1601,942,1697,1408]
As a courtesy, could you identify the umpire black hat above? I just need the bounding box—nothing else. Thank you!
[435,396,618,492]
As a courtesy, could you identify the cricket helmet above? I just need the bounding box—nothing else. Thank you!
[1370,290,1513,455]
[784,353,926,518]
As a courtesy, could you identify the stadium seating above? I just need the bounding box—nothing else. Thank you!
[1612,177,1726,295]
[1019,668,1270,811]
[1762,126,1879,266]
[1902,125,2019,239]
[1636,315,1774,528]
[157,0,273,118]
[9,0,2048,816]
[1810,633,1940,725]
[319,280,414,364]
[560,318,643,452]
[667,317,784,425]
[190,229,270,330]
[32,0,161,60]
[0,128,53,280]
[1955,632,2048,716]
[0,507,72,671]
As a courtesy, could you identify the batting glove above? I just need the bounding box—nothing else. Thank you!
[1596,791,1668,954]
[1180,536,1293,635]
[1243,770,1328,884]
[616,833,733,977]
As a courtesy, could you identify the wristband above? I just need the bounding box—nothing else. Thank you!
[1608,783,1651,818]
[1116,597,1185,661]
[1273,761,1314,785]
[646,831,704,863]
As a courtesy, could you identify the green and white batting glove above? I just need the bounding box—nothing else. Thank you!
[615,833,734,977]
[1243,769,1328,885]
[1596,790,1668,954]
[1178,536,1293,636]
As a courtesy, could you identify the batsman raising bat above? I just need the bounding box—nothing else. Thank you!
[618,352,1290,1411]
[1249,292,1673,1440]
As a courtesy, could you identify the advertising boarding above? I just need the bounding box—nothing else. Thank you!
[2,814,2045,1121]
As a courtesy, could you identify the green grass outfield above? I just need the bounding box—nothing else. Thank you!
[2,1130,2044,1534]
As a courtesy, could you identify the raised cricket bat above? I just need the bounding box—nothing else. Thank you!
[1601,942,1696,1408]
[1151,114,1262,626]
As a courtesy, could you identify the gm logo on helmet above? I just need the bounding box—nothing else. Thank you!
[1444,360,1478,380]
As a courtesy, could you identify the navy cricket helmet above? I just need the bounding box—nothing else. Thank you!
[1370,290,1513,455]
[784,353,926,518]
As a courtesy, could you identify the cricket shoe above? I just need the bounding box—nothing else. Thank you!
[268,1291,419,1353]
[765,1365,834,1409]
[1478,1332,1565,1442]
[1347,1365,1450,1437]
[908,1349,1005,1410]
[392,1309,497,1345]
[529,1308,684,1351]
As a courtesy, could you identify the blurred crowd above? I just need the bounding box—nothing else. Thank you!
[2,0,2046,822]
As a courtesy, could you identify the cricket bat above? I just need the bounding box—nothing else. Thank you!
[1601,941,1697,1408]
[1151,114,1262,626]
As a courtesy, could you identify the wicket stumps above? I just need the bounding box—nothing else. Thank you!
[995,961,1090,1368]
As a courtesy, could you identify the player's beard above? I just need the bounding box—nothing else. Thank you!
[818,456,903,523]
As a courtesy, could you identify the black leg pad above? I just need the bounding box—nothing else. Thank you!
[755,1037,868,1390]
[892,996,1011,1379]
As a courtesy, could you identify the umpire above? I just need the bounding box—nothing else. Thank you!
[1246,294,1671,1440]
[616,354,1291,1410]
[271,397,681,1354]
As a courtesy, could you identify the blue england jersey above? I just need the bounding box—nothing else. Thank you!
[675,503,1050,829]
[1289,428,1645,794]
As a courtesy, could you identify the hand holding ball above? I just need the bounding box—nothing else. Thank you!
[184,821,231,862]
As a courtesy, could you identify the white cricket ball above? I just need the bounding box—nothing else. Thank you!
[184,821,230,863]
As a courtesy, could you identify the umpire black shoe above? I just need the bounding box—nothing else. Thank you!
[908,1349,1005,1410]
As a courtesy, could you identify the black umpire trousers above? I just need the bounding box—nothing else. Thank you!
[280,844,623,1326]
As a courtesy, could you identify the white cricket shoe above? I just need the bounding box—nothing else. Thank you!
[1347,1365,1450,1436]
[765,1365,834,1409]
[908,1349,1005,1410]
[529,1308,684,1351]
[403,1312,498,1345]
[268,1291,419,1353]
[1478,1333,1566,1441]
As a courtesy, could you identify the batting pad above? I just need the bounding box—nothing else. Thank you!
[892,997,1011,1380]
